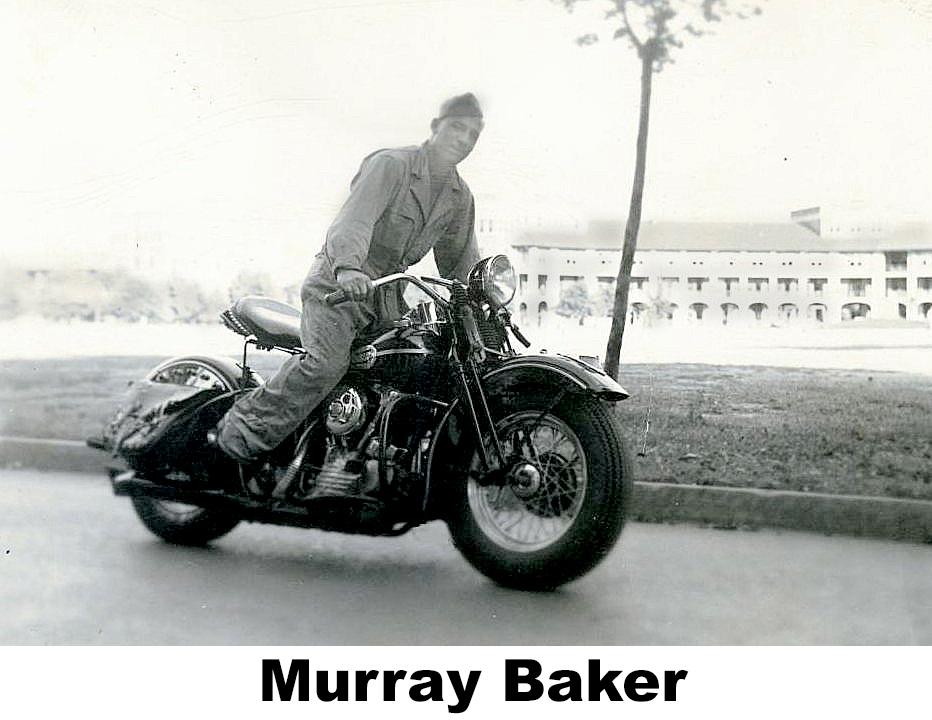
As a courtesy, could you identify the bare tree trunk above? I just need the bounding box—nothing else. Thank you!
[603,50,654,380]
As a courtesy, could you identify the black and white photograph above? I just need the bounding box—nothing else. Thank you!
[2,0,930,714]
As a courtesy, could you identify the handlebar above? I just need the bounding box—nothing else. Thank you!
[324,271,532,350]
[324,272,454,306]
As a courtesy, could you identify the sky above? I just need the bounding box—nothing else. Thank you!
[4,0,932,285]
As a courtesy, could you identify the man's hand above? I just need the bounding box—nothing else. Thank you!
[336,268,374,302]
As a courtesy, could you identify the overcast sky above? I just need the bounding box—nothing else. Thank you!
[4,0,932,283]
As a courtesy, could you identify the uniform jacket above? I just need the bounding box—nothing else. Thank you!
[302,142,480,316]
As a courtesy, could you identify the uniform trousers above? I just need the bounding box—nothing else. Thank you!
[216,288,376,464]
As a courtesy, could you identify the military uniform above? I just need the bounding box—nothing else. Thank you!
[217,142,480,462]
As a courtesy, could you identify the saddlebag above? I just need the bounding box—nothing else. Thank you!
[100,379,226,460]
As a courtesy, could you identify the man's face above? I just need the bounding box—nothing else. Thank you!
[428,115,483,165]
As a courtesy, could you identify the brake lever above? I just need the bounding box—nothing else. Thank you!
[509,323,531,348]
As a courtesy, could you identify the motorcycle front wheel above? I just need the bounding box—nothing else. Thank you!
[447,391,632,591]
[130,355,250,546]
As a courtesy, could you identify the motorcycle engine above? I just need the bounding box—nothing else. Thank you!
[325,386,367,435]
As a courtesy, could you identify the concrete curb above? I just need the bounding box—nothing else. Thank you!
[2,438,931,544]
[630,481,932,544]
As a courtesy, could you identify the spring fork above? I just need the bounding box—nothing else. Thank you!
[449,353,504,472]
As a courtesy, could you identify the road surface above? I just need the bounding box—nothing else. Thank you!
[1,469,929,645]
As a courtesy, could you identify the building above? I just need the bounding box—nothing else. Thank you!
[503,211,932,328]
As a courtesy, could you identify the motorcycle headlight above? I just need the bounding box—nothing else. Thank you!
[468,255,516,307]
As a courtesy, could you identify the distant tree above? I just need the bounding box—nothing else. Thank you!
[646,292,676,325]
[555,0,763,378]
[0,269,26,320]
[98,269,162,322]
[556,280,595,325]
[228,269,278,303]
[283,282,302,307]
[36,270,108,321]
[166,276,219,323]
[595,280,616,317]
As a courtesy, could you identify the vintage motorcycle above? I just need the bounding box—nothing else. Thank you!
[90,255,633,590]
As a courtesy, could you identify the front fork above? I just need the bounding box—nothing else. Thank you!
[447,293,568,489]
[448,299,505,474]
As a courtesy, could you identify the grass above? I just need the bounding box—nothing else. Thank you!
[1,355,931,501]
[614,364,932,501]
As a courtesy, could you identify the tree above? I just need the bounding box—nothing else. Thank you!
[556,0,762,379]
[556,280,595,325]
[228,269,279,303]
[166,276,222,323]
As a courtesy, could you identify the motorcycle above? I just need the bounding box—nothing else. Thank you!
[89,255,633,590]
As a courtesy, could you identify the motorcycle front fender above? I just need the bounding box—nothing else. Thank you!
[482,353,628,401]
[421,353,627,517]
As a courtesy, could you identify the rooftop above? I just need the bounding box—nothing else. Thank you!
[513,220,932,253]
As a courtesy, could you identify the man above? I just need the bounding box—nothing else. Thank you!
[216,93,484,466]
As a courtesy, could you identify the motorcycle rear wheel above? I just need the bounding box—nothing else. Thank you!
[448,391,632,591]
[130,355,249,546]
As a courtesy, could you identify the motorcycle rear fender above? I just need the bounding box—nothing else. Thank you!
[102,386,240,460]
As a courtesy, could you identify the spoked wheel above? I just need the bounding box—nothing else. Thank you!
[130,355,251,546]
[448,391,632,591]
[467,411,588,553]
[145,355,246,390]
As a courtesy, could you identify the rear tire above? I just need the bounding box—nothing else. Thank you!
[447,390,632,591]
[131,496,242,546]
[130,355,252,546]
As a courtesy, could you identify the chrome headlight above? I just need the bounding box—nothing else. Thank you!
[468,255,516,307]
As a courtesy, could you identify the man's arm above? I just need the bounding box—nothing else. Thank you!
[324,151,404,278]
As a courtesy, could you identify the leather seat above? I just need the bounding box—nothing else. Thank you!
[222,295,398,352]
[222,296,302,349]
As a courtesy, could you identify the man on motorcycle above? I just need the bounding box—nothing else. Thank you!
[215,93,484,467]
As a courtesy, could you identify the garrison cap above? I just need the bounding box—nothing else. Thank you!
[437,93,483,120]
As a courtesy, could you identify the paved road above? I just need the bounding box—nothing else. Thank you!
[1,469,930,645]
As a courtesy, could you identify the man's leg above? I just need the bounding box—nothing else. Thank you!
[216,297,370,463]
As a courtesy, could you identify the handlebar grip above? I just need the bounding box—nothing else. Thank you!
[324,290,348,306]
[510,324,531,348]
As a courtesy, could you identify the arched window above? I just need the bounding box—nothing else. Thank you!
[778,303,798,321]
[807,303,827,322]
[689,302,708,321]
[630,302,648,324]
[841,302,870,321]
[721,302,739,325]
[749,303,768,321]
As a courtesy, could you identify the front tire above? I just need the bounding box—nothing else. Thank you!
[130,355,251,546]
[447,391,632,591]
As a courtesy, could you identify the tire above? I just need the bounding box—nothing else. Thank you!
[131,355,251,546]
[447,390,633,591]
[130,496,242,546]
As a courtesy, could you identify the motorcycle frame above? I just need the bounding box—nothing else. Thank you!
[155,271,628,530]
[229,273,514,513]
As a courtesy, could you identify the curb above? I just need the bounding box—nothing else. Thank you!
[2,438,931,545]
[0,439,112,475]
[630,481,932,544]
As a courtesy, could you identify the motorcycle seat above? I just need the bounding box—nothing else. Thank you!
[222,296,303,349]
[222,295,399,353]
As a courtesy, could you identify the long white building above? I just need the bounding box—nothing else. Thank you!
[498,212,932,328]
